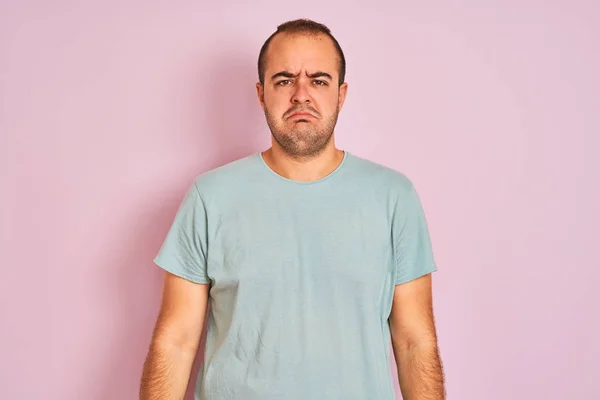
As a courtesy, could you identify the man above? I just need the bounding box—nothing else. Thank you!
[140,18,445,400]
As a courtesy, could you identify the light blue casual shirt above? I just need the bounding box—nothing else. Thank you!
[154,150,438,400]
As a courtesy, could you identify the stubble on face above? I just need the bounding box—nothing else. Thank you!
[260,32,345,159]
[264,101,340,159]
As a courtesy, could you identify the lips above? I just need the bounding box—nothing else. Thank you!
[290,112,314,118]
[287,110,318,120]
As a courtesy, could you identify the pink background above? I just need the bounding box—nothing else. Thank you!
[1,2,599,399]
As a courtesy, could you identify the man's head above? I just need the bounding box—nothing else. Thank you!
[256,19,348,158]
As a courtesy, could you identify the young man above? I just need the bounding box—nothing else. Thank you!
[140,18,445,400]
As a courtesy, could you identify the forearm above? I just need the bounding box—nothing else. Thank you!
[395,342,445,400]
[139,339,197,400]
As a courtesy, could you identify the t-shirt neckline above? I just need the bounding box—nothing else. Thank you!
[257,150,349,185]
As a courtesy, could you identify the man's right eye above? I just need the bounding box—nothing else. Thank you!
[276,80,291,86]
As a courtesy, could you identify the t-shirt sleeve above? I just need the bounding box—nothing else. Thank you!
[153,180,211,284]
[392,183,438,285]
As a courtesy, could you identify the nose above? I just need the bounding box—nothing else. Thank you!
[291,78,311,104]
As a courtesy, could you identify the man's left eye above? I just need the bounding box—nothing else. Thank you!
[313,80,327,86]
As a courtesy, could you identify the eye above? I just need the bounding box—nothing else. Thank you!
[276,80,292,86]
[313,80,328,86]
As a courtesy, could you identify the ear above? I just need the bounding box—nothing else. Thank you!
[256,82,265,110]
[337,82,348,111]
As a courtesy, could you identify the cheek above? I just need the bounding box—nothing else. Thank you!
[265,96,290,115]
[266,102,285,117]
[316,91,338,109]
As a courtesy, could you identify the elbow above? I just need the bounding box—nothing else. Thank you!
[151,323,200,356]
[391,329,438,352]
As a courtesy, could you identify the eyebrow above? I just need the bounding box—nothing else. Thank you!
[270,71,333,82]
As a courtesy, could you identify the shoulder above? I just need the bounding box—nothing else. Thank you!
[190,153,262,200]
[345,152,416,196]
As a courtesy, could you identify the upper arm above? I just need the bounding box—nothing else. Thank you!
[389,273,437,350]
[152,271,210,353]
[150,180,211,351]
[392,183,437,286]
[389,181,438,348]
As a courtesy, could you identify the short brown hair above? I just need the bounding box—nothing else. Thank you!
[257,19,346,86]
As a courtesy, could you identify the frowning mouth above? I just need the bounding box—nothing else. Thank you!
[285,106,320,120]
[289,112,315,119]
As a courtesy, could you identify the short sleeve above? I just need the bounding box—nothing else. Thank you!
[153,181,211,284]
[392,183,437,285]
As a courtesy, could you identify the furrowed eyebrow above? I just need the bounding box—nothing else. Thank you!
[307,72,333,81]
[270,71,333,81]
[271,71,296,81]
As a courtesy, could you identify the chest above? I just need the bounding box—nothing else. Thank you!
[205,195,394,293]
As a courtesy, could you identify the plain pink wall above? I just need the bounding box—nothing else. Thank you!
[1,1,598,399]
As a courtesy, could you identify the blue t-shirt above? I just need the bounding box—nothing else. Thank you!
[154,150,437,400]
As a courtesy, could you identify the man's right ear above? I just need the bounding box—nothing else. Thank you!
[255,82,265,110]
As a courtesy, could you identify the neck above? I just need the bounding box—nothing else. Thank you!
[261,142,344,182]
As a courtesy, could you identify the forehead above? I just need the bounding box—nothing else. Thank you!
[265,33,339,77]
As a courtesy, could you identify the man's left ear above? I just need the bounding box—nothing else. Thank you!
[338,82,348,109]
